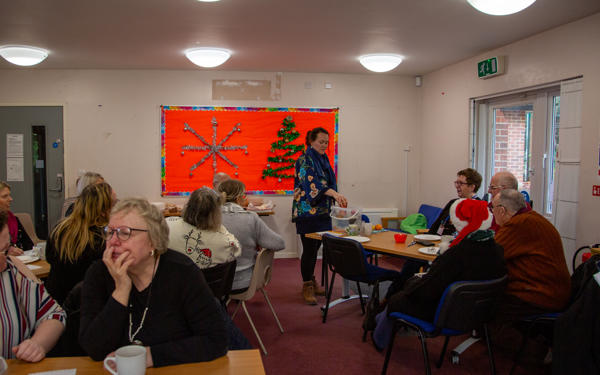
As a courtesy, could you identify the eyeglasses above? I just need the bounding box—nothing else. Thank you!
[488,184,504,190]
[104,226,148,241]
[454,180,469,186]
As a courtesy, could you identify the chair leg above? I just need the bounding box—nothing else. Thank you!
[231,300,241,319]
[381,321,401,375]
[416,329,432,375]
[261,289,284,333]
[483,324,497,375]
[356,282,365,314]
[241,300,268,355]
[322,271,336,323]
[436,336,450,369]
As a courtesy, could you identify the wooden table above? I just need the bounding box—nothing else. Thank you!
[306,230,438,262]
[5,349,265,374]
[28,259,51,279]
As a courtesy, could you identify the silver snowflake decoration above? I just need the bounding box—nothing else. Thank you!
[181,117,248,175]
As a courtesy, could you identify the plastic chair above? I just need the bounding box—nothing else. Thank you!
[201,259,237,306]
[229,249,283,355]
[321,234,400,324]
[381,275,508,375]
[510,312,560,375]
[417,204,443,228]
[14,212,41,245]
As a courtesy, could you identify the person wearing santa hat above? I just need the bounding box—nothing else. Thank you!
[372,198,507,350]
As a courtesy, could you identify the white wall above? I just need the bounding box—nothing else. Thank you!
[0,70,420,256]
[420,13,600,252]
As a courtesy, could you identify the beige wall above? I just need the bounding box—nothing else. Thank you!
[420,13,600,249]
[0,70,420,256]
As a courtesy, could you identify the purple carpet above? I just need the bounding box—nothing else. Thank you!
[227,257,548,375]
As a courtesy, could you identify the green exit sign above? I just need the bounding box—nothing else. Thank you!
[477,56,504,79]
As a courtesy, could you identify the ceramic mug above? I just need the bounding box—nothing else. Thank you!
[103,345,146,375]
[0,356,7,375]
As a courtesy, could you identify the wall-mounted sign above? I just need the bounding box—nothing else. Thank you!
[477,56,504,79]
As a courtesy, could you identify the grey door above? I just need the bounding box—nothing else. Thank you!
[0,106,64,239]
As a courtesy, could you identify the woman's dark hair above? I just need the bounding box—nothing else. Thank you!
[457,168,482,193]
[182,187,223,231]
[305,127,329,147]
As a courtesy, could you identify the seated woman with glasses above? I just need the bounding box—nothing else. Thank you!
[79,198,228,367]
[0,211,66,362]
[167,187,241,270]
[46,182,114,305]
[216,179,285,293]
[428,168,483,236]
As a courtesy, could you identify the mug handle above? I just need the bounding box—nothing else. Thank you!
[0,356,7,375]
[103,356,118,375]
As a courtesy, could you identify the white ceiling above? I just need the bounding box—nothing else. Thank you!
[1,0,599,75]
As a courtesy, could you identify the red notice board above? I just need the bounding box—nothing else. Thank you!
[161,106,338,196]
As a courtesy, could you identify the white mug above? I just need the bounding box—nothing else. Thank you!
[103,345,146,375]
[0,356,7,375]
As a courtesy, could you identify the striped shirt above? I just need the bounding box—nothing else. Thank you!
[1,259,66,358]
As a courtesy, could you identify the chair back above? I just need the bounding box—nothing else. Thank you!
[322,234,367,278]
[434,275,508,332]
[230,248,274,301]
[201,259,237,302]
[13,212,40,245]
[417,204,443,228]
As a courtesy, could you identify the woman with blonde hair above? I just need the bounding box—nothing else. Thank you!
[0,181,33,254]
[167,187,241,269]
[45,182,114,304]
[217,179,285,292]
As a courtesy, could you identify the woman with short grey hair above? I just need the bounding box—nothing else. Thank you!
[167,187,241,269]
[217,179,285,292]
[80,197,228,367]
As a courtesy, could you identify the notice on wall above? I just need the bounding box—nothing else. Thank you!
[7,158,24,181]
[6,133,24,157]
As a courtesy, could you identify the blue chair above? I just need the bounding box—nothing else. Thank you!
[510,312,561,375]
[381,275,508,375]
[417,204,443,228]
[321,234,400,324]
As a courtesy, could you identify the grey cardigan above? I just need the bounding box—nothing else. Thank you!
[221,202,285,290]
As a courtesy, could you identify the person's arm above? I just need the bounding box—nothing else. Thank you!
[297,157,339,206]
[12,319,64,362]
[79,260,130,361]
[149,267,228,366]
[428,199,454,235]
[221,225,242,258]
[254,216,285,251]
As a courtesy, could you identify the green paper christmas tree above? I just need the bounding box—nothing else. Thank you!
[262,116,305,181]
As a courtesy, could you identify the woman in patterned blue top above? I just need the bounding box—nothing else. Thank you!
[292,127,347,305]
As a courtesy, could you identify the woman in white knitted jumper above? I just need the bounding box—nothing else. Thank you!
[167,187,240,269]
[217,179,285,292]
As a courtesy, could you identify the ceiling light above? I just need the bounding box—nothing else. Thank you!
[467,0,536,16]
[197,0,220,2]
[358,54,403,73]
[185,48,231,68]
[0,45,48,66]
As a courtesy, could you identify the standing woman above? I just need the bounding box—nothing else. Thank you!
[292,127,347,305]
[45,182,114,305]
[0,181,33,255]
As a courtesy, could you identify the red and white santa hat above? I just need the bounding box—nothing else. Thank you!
[449,198,493,247]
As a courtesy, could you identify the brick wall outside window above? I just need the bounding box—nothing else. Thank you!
[494,109,531,191]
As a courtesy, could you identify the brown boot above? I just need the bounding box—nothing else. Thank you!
[302,281,317,305]
[312,276,326,296]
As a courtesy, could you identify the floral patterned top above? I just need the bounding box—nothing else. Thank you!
[292,147,337,229]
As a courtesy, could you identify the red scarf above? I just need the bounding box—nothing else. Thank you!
[7,211,18,244]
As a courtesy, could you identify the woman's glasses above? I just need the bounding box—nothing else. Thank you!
[104,226,148,241]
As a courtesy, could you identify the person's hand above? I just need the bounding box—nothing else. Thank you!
[12,338,46,362]
[103,246,133,306]
[7,246,24,256]
[145,346,154,368]
[334,192,348,208]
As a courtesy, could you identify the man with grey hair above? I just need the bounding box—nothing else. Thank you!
[492,189,571,321]
[487,171,520,231]
[212,172,231,190]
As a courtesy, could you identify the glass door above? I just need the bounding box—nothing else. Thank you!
[472,87,560,220]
